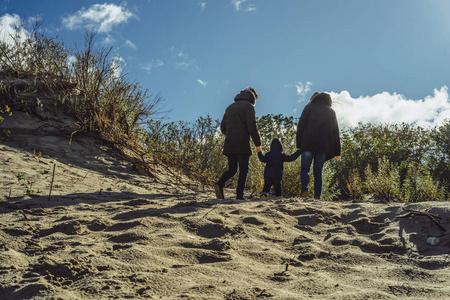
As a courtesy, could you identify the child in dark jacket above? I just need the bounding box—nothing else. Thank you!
[257,138,301,198]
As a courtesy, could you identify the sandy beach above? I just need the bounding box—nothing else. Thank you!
[1,112,450,299]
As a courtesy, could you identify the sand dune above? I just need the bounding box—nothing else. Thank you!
[1,113,450,299]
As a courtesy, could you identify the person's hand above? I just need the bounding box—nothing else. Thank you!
[256,146,262,153]
[335,156,341,161]
[297,148,301,151]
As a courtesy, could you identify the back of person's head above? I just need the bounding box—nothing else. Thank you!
[312,92,332,106]
[244,87,258,100]
[270,138,283,152]
[308,92,320,104]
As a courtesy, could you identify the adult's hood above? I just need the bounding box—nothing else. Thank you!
[234,89,256,105]
[311,92,332,107]
[270,138,283,152]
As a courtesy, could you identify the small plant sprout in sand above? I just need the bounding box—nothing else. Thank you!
[16,173,37,196]
[0,105,12,143]
[33,149,43,162]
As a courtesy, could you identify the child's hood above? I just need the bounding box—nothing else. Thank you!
[270,138,283,152]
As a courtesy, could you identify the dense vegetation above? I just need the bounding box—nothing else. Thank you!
[1,19,449,202]
[144,114,449,202]
[0,19,164,151]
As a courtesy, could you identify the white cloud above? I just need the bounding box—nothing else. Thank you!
[176,61,193,69]
[102,34,116,45]
[0,13,29,44]
[141,59,164,72]
[199,2,206,13]
[66,55,77,72]
[125,40,136,49]
[329,87,450,129]
[170,46,198,70]
[231,0,256,12]
[62,3,134,33]
[295,81,312,102]
[110,56,126,78]
[197,79,207,87]
[286,81,313,103]
[67,55,77,65]
[175,50,188,59]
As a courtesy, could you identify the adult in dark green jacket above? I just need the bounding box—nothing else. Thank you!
[296,92,341,199]
[215,87,262,200]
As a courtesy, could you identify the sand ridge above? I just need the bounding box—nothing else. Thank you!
[1,113,450,299]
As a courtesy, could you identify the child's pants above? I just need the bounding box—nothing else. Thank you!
[261,177,282,197]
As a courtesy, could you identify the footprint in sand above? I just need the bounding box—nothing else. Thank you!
[108,231,151,243]
[104,220,146,232]
[349,217,387,234]
[242,216,264,225]
[87,219,111,231]
[181,237,232,251]
[39,220,87,237]
[195,250,231,264]
[29,257,98,287]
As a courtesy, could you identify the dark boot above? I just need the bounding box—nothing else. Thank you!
[214,183,224,199]
[300,187,310,198]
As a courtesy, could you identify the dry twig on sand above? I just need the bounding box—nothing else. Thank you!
[200,205,218,220]
[48,164,56,201]
[398,207,447,232]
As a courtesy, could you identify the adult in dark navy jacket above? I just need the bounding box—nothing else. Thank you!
[296,92,341,199]
[258,138,300,198]
[215,87,262,200]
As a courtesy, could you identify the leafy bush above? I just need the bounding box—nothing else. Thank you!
[346,169,365,201]
[429,120,450,195]
[364,157,401,202]
[144,116,226,186]
[0,18,69,76]
[281,159,301,197]
[0,104,12,142]
[332,122,436,199]
[401,161,446,202]
[144,112,449,201]
[65,30,165,147]
[0,18,165,159]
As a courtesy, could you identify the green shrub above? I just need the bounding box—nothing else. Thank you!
[0,18,165,158]
[144,116,226,185]
[429,120,450,195]
[401,161,446,202]
[331,123,434,199]
[144,113,448,201]
[346,169,365,201]
[0,105,12,143]
[365,157,401,202]
[281,159,301,197]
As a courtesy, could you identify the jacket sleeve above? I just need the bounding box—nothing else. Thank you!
[283,150,301,162]
[220,113,226,135]
[245,104,262,147]
[257,151,267,162]
[296,105,311,148]
[331,110,341,156]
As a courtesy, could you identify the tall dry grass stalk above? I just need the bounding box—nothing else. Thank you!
[0,18,167,178]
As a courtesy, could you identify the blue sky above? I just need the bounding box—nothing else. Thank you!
[1,0,450,128]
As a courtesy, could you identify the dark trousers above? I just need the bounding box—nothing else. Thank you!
[262,177,282,196]
[217,154,250,198]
